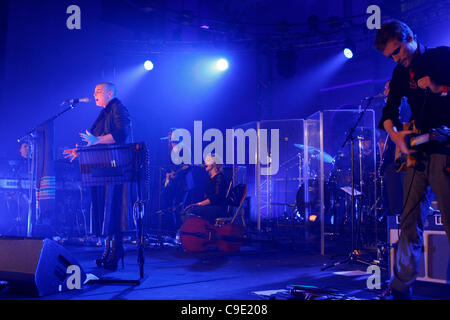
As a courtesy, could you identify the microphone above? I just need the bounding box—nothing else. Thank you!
[62,97,90,105]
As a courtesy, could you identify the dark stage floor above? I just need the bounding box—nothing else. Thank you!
[1,237,449,301]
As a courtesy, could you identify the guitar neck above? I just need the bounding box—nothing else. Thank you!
[410,133,430,147]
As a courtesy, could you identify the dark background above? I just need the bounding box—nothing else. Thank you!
[0,0,449,160]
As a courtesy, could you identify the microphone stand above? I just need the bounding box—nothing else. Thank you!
[18,101,80,142]
[17,101,82,237]
[321,97,375,271]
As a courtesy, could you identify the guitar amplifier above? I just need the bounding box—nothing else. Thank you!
[388,215,450,284]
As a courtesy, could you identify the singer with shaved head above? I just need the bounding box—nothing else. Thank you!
[63,82,132,270]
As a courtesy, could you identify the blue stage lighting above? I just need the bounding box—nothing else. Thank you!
[343,48,353,59]
[215,58,229,71]
[144,60,154,71]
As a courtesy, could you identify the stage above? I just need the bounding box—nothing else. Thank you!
[1,238,448,301]
[1,0,450,306]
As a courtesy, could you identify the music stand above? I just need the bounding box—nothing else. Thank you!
[77,142,149,285]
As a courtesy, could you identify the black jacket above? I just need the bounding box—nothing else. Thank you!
[205,171,228,207]
[90,98,131,143]
[378,45,450,133]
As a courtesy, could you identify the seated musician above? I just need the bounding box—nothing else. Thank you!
[0,142,31,235]
[19,141,31,159]
[182,154,228,224]
[63,82,132,271]
[11,141,31,176]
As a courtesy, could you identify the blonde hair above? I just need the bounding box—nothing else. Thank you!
[205,154,223,172]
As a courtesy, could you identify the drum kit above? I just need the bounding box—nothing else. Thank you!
[292,129,379,244]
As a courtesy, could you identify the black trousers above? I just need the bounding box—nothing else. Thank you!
[184,205,228,225]
[382,162,404,216]
[390,152,450,293]
[90,184,135,237]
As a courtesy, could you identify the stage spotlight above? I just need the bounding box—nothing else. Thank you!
[343,48,353,59]
[343,39,355,59]
[144,60,154,71]
[215,58,229,71]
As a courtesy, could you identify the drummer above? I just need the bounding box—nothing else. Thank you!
[333,128,379,174]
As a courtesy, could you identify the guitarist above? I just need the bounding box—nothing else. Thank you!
[375,20,450,299]
[160,128,192,227]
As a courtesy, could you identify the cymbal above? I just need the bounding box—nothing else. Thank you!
[270,202,296,208]
[294,144,319,153]
[353,127,380,138]
[294,144,334,163]
[340,186,362,196]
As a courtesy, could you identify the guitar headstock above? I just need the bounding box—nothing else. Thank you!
[430,126,450,143]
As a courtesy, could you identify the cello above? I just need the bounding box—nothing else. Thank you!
[179,216,244,252]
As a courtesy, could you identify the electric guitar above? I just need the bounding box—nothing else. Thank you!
[164,165,190,187]
[394,121,450,172]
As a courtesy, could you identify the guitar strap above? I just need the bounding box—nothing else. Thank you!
[417,90,429,134]
[409,66,428,133]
